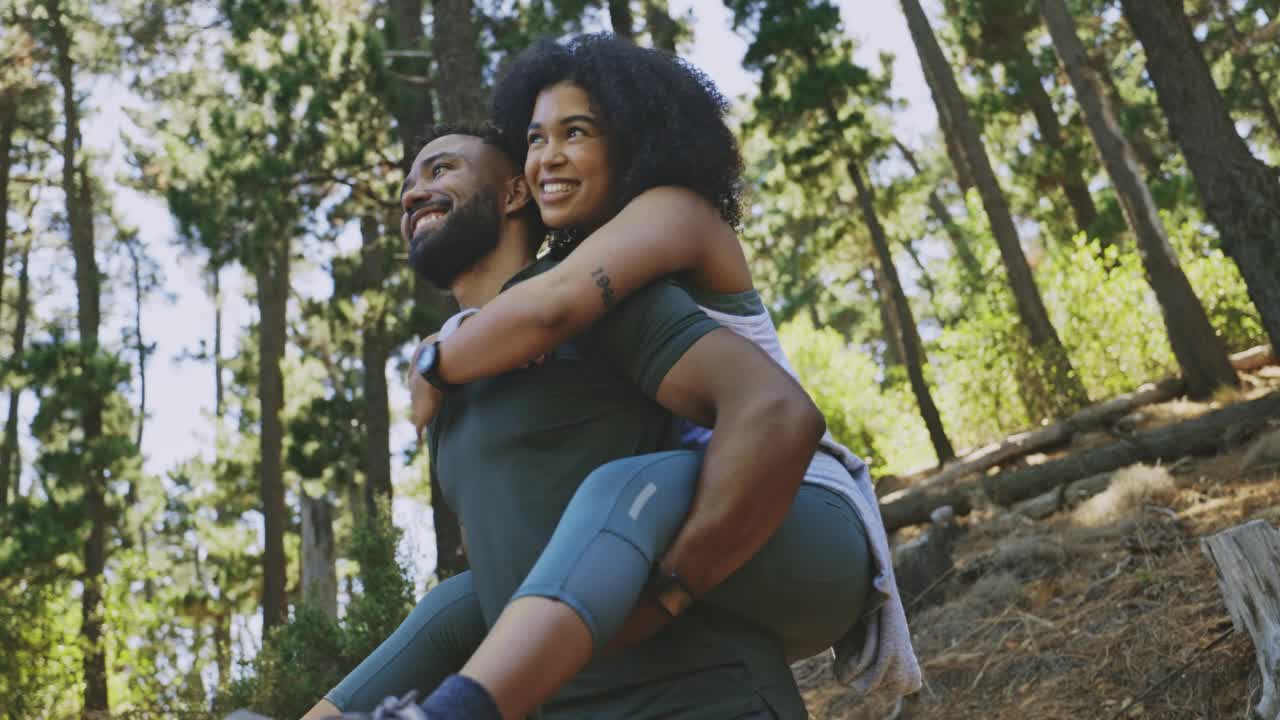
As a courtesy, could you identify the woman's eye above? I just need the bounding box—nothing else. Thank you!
[567,127,585,138]
[431,165,446,178]
[527,133,544,145]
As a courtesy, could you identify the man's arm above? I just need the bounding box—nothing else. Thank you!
[652,327,826,595]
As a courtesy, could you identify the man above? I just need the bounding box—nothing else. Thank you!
[337,124,824,719]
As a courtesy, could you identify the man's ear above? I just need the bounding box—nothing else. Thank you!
[502,174,534,217]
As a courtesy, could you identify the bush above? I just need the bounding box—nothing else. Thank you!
[215,509,416,719]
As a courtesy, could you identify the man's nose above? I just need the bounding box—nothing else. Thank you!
[402,179,437,214]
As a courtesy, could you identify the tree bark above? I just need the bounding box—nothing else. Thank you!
[848,160,955,463]
[894,139,983,282]
[0,96,14,318]
[983,391,1280,505]
[644,0,680,52]
[360,215,393,513]
[900,0,1089,419]
[0,243,30,512]
[1009,42,1099,238]
[1200,520,1280,720]
[1041,0,1238,399]
[300,491,338,619]
[255,237,289,633]
[387,0,436,167]
[49,2,109,713]
[608,0,634,39]
[1119,0,1280,351]
[431,0,487,124]
[125,239,148,448]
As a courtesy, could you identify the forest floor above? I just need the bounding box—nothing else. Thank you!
[796,373,1280,719]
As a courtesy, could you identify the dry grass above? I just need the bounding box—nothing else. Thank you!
[1072,464,1178,527]
[796,396,1280,719]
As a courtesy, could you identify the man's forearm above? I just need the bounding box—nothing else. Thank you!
[658,392,824,596]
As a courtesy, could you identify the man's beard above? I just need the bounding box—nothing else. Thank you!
[408,188,501,290]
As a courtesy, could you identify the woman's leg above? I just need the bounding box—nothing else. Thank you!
[306,571,485,717]
[438,450,871,720]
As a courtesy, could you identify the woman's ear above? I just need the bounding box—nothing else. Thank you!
[503,175,534,216]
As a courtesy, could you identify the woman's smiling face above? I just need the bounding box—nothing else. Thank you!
[525,81,615,234]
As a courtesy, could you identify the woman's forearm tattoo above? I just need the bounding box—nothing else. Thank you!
[591,267,615,309]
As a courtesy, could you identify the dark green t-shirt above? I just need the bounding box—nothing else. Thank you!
[428,260,805,719]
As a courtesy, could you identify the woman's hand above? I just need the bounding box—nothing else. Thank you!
[409,334,443,442]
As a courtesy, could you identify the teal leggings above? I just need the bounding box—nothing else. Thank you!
[325,450,872,712]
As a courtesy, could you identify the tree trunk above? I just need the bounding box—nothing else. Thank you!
[387,0,436,168]
[255,237,289,633]
[431,0,486,124]
[894,139,983,282]
[848,160,955,463]
[0,243,30,511]
[126,239,147,448]
[360,215,393,513]
[900,0,1089,419]
[49,2,108,713]
[1009,42,1099,239]
[608,0,634,39]
[300,491,338,619]
[1120,0,1280,351]
[644,0,680,52]
[1200,520,1280,720]
[983,391,1280,505]
[213,268,224,419]
[0,96,14,318]
[1041,0,1238,399]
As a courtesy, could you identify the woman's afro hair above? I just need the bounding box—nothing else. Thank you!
[492,33,745,233]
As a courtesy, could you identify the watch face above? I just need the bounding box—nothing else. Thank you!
[416,342,438,379]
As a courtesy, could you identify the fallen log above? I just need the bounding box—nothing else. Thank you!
[916,378,1185,489]
[1200,520,1280,720]
[881,484,974,532]
[983,392,1280,506]
[914,343,1273,490]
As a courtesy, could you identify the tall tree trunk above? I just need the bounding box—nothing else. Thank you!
[894,139,983,281]
[900,0,1089,418]
[389,0,466,576]
[125,240,147,448]
[608,0,634,39]
[213,269,224,419]
[0,243,29,511]
[255,237,289,633]
[360,215,393,513]
[1213,0,1280,147]
[0,97,14,317]
[300,490,338,619]
[644,0,680,52]
[1009,43,1100,239]
[1120,0,1280,350]
[431,0,486,124]
[1040,0,1238,398]
[49,2,109,713]
[848,160,955,463]
[387,0,435,168]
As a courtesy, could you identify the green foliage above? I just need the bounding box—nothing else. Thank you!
[216,508,415,719]
[779,317,935,475]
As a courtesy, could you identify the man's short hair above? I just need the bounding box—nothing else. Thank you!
[414,122,546,255]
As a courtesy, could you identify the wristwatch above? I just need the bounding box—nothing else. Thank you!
[415,340,457,392]
[648,568,695,618]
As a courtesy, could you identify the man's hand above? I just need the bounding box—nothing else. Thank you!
[408,334,443,442]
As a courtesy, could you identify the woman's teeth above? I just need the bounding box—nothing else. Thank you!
[542,182,575,196]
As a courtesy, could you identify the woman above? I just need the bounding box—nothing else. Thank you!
[309,34,918,720]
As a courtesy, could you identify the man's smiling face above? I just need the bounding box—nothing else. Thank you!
[400,134,504,289]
